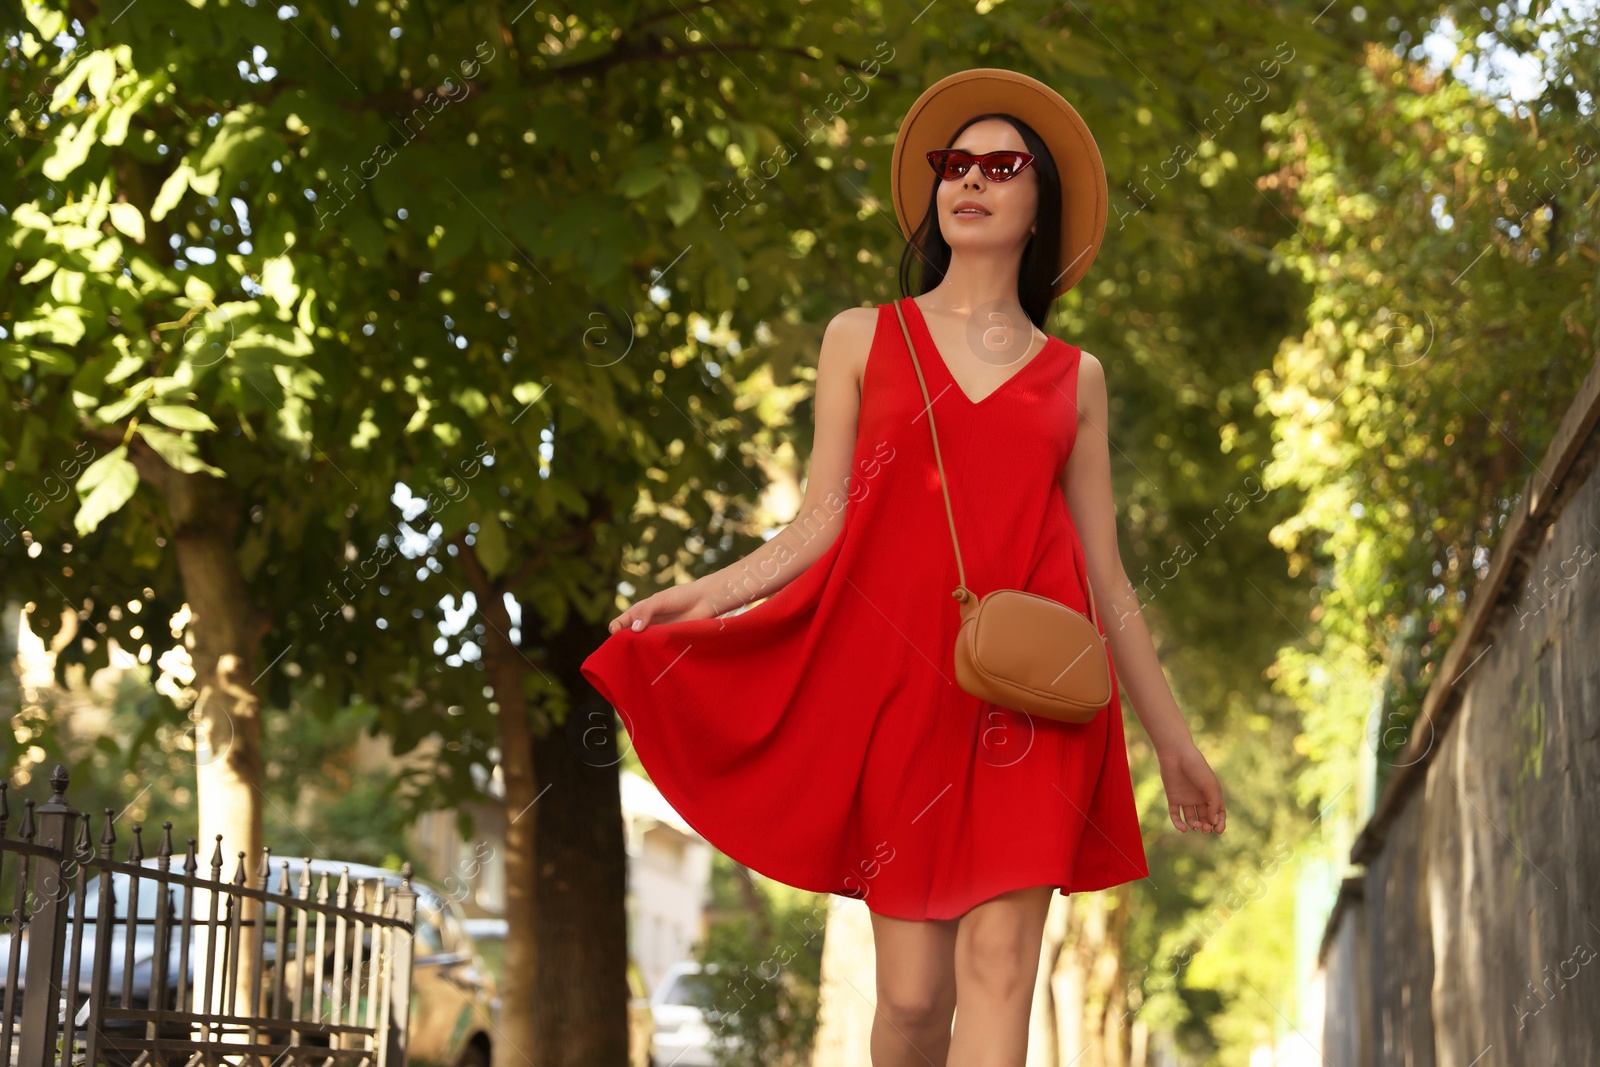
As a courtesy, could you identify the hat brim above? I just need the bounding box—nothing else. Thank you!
[891,68,1107,300]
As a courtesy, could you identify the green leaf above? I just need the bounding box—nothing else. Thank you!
[42,113,104,182]
[30,349,77,375]
[135,423,224,475]
[615,165,670,199]
[146,404,218,431]
[342,210,388,261]
[104,352,146,384]
[547,477,588,517]
[665,169,703,226]
[260,256,299,309]
[95,380,154,423]
[49,267,85,304]
[183,274,215,304]
[197,117,271,173]
[453,387,488,417]
[101,78,161,147]
[19,259,57,285]
[1,343,33,381]
[26,4,67,40]
[273,392,313,449]
[149,161,194,222]
[188,168,222,197]
[83,51,118,103]
[48,51,97,109]
[15,415,46,474]
[75,445,140,535]
[13,305,87,346]
[474,518,511,578]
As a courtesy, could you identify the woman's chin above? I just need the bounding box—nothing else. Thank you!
[934,235,1030,260]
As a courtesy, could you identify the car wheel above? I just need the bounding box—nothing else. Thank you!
[455,1042,491,1067]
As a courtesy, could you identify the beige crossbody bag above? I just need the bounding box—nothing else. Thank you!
[893,298,1112,723]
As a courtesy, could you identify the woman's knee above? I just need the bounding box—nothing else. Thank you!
[957,919,1039,1000]
[876,974,956,1030]
[870,911,957,1029]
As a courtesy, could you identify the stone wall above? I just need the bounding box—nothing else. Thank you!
[1315,354,1600,1066]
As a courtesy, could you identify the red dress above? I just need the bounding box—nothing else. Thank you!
[580,296,1149,921]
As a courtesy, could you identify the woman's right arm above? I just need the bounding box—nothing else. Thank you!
[606,306,878,634]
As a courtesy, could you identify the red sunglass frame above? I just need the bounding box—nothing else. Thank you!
[925,148,1037,183]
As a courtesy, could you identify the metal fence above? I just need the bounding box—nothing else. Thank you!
[0,765,417,1067]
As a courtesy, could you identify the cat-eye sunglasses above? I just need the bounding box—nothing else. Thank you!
[925,148,1037,183]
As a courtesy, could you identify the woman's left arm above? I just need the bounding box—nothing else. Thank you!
[1061,351,1226,835]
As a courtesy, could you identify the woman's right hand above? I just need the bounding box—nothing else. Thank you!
[607,581,721,634]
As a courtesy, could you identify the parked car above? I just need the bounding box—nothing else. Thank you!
[0,857,497,1067]
[650,961,742,1067]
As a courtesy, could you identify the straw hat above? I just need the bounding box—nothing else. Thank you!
[890,67,1108,299]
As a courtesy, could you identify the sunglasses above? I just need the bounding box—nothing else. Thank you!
[925,148,1037,183]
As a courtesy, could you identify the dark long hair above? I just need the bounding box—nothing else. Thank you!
[896,112,1063,328]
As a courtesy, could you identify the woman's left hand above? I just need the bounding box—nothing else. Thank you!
[1157,743,1226,834]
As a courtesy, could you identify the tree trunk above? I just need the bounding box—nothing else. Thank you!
[534,612,630,1066]
[463,549,541,1067]
[735,861,775,942]
[1033,891,1073,1066]
[1054,888,1133,1067]
[126,441,266,1027]
[811,896,874,1067]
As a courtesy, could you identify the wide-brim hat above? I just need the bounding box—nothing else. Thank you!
[891,67,1107,299]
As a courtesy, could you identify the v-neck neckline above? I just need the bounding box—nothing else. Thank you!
[903,297,1058,407]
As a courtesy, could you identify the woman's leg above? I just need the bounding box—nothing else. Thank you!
[946,885,1055,1066]
[869,907,960,1066]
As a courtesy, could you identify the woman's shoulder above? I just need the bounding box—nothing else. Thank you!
[817,305,881,384]
[821,305,882,356]
[830,304,884,329]
[1070,346,1105,402]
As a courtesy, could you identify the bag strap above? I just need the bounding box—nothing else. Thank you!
[893,298,972,606]
[891,298,1102,628]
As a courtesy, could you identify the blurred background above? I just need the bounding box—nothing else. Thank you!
[3,1,1599,1065]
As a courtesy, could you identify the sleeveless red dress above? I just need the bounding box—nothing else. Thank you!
[580,297,1148,921]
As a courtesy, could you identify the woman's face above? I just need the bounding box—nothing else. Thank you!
[933,117,1039,261]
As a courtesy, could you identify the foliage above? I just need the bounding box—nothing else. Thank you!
[0,625,410,868]
[694,855,825,1067]
[1260,16,1599,818]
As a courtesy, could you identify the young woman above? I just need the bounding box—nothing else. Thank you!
[582,68,1225,1066]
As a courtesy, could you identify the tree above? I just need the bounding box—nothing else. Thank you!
[1260,12,1599,828]
[3,4,377,1019]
